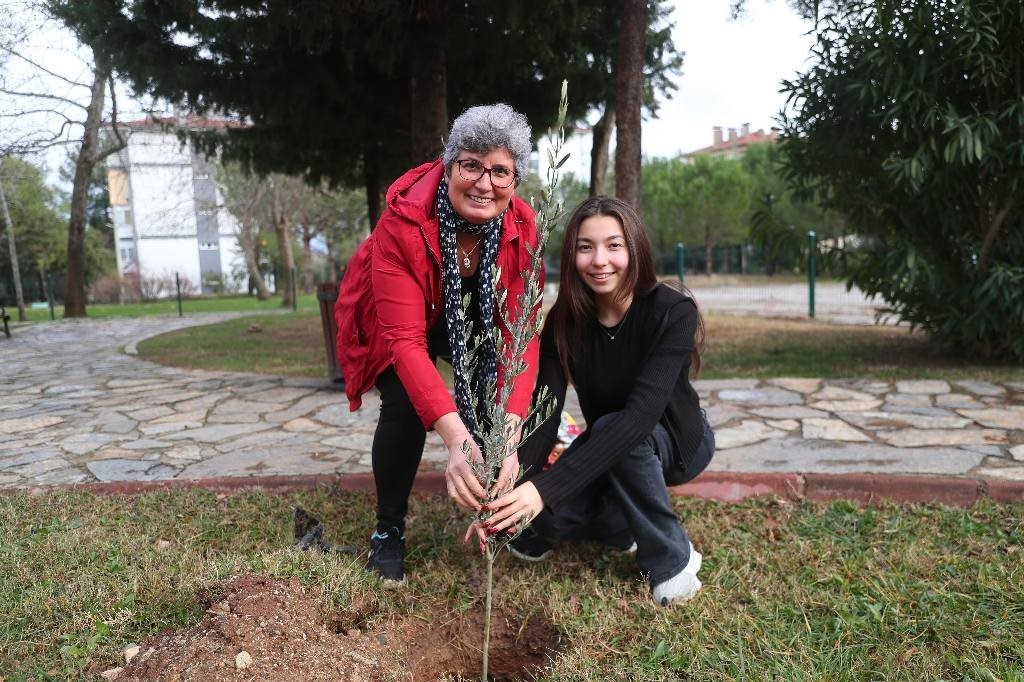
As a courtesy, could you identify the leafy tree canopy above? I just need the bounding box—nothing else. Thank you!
[780,0,1024,360]
[48,1,681,199]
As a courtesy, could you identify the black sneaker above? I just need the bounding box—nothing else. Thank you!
[508,527,554,562]
[366,526,405,586]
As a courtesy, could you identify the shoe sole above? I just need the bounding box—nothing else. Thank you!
[381,576,406,589]
[508,546,553,562]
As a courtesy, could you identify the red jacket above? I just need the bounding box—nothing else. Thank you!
[334,160,542,429]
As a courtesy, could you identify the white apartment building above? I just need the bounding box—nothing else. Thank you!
[106,117,245,296]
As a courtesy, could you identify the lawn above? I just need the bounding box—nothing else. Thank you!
[1,488,1020,680]
[136,311,1024,383]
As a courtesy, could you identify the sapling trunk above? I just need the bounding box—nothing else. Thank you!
[462,81,570,682]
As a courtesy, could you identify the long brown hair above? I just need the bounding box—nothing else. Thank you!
[547,196,705,382]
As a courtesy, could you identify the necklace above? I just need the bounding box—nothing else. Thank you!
[459,237,482,269]
[601,304,632,341]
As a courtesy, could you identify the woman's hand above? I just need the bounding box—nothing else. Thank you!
[488,414,523,499]
[436,413,487,510]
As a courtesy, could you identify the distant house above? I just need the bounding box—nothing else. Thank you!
[106,116,245,297]
[682,123,779,161]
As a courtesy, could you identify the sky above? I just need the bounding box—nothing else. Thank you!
[1,0,817,184]
[643,0,816,158]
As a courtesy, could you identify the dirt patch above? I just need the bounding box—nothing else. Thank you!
[107,574,559,681]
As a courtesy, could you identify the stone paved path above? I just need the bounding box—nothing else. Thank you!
[1,316,1022,489]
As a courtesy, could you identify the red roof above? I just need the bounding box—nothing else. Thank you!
[683,129,779,157]
[106,115,248,131]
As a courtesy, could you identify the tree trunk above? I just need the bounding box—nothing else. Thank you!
[614,0,645,209]
[64,57,110,317]
[705,226,713,276]
[589,105,615,197]
[325,237,338,283]
[409,0,448,165]
[0,175,27,321]
[301,229,315,294]
[239,212,271,300]
[271,179,296,308]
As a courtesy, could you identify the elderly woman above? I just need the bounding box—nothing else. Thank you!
[334,104,540,584]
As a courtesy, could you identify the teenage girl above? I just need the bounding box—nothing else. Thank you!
[474,196,715,605]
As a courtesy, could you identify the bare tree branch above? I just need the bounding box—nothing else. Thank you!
[0,87,88,110]
[0,43,90,89]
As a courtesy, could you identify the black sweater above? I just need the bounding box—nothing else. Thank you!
[519,284,703,511]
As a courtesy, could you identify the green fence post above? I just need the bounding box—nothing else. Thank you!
[807,230,817,319]
[175,272,183,317]
[47,273,55,320]
[676,242,685,287]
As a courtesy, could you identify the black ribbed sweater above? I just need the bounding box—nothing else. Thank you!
[519,283,703,511]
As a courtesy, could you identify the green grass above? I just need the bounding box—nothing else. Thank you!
[16,293,319,322]
[136,311,1024,382]
[702,315,1024,382]
[1,489,1021,680]
[137,310,326,377]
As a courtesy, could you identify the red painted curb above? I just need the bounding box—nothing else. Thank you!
[803,473,983,507]
[985,479,1024,504]
[12,470,1024,508]
[670,472,804,502]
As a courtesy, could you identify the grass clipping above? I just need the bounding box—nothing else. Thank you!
[456,80,569,681]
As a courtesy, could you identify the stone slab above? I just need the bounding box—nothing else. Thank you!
[878,429,1007,448]
[749,406,830,420]
[718,388,803,406]
[802,418,871,442]
[0,415,64,434]
[704,405,750,428]
[837,410,971,431]
[88,459,167,481]
[956,407,1024,430]
[977,466,1024,481]
[1010,444,1024,462]
[808,399,883,412]
[714,420,787,450]
[691,379,760,391]
[884,393,933,407]
[708,439,985,475]
[896,380,951,394]
[766,378,821,394]
[178,446,359,479]
[935,394,985,409]
[952,381,1006,397]
[810,386,876,402]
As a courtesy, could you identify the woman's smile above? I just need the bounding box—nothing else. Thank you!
[575,214,630,300]
[446,148,515,223]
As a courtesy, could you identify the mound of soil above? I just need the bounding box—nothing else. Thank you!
[108,574,559,681]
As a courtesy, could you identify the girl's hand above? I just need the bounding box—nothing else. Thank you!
[480,481,544,535]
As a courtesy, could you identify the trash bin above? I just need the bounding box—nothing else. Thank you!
[316,280,344,385]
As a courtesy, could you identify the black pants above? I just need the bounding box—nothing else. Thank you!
[372,365,434,532]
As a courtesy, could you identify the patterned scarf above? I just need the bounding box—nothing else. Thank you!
[435,176,503,439]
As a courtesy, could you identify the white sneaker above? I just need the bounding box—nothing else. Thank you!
[651,543,703,606]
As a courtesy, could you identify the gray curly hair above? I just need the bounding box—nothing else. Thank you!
[442,103,532,182]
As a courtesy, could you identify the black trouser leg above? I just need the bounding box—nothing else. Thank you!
[372,366,428,532]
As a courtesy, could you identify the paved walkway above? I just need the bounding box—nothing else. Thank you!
[1,315,1022,490]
